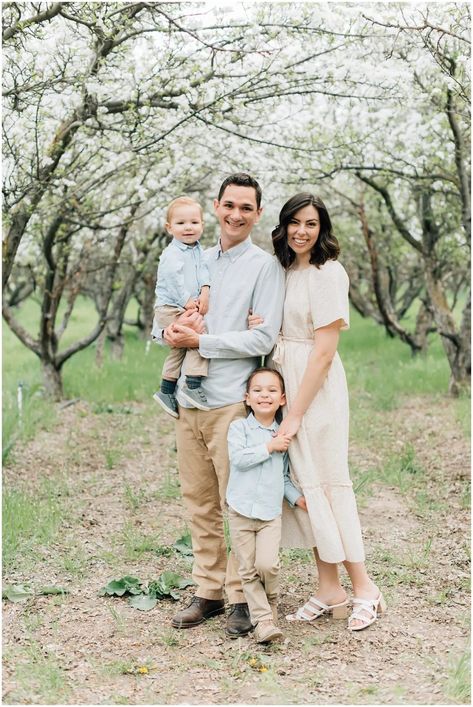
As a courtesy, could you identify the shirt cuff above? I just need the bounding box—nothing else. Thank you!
[285,485,302,508]
[198,334,220,358]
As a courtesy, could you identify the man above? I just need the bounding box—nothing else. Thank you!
[162,173,284,637]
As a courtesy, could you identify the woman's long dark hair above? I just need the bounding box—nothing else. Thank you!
[272,193,340,269]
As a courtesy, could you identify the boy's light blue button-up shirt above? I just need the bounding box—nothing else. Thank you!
[155,238,210,309]
[226,414,302,521]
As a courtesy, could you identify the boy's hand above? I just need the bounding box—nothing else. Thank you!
[184,298,198,311]
[295,496,308,512]
[198,287,210,315]
[267,434,292,454]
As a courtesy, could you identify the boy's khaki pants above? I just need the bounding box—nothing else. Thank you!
[228,507,281,625]
[175,403,247,604]
[155,305,208,380]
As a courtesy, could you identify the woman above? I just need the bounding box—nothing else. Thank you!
[267,193,385,631]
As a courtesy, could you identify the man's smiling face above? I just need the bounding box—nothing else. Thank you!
[214,185,262,250]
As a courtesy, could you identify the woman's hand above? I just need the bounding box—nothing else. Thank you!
[295,496,308,512]
[248,309,264,329]
[277,413,302,438]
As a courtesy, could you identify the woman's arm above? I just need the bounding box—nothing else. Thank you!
[277,319,343,437]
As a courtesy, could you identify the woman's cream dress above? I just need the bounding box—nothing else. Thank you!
[272,260,365,563]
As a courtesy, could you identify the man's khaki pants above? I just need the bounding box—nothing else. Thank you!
[175,403,247,604]
[228,507,281,625]
[155,305,208,380]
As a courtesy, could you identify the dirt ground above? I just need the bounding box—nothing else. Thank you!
[2,395,470,705]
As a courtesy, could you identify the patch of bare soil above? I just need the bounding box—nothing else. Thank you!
[2,397,470,705]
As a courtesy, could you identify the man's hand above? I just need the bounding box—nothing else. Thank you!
[177,309,205,332]
[165,323,200,349]
[267,434,292,454]
[295,496,308,512]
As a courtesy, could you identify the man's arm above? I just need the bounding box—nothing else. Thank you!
[164,257,284,355]
[167,258,284,355]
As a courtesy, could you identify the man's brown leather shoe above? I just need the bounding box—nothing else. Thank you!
[171,596,225,628]
[226,602,252,638]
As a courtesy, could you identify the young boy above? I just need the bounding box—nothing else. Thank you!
[226,367,308,643]
[152,196,210,417]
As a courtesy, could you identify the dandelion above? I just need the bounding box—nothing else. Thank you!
[137,666,149,674]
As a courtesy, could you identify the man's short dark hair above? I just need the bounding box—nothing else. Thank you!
[217,173,262,208]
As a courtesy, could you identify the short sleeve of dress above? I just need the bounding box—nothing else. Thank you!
[308,260,350,331]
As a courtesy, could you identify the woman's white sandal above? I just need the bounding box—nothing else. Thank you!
[348,593,387,631]
[286,596,348,622]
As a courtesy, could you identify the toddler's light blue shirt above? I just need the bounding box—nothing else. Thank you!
[155,238,210,308]
[226,413,302,521]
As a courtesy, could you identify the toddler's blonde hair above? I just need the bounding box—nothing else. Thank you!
[166,196,203,222]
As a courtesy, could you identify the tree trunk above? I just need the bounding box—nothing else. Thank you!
[138,273,156,339]
[42,360,64,401]
[109,334,125,360]
[424,262,470,395]
[413,302,435,354]
[95,328,106,368]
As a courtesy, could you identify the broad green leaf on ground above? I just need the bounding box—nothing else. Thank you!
[99,572,194,607]
[173,532,193,556]
[2,584,33,602]
[148,572,195,600]
[99,576,143,597]
[128,594,158,611]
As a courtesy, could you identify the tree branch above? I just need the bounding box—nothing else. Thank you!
[3,2,63,41]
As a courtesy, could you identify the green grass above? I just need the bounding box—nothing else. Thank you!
[380,443,424,493]
[339,309,451,408]
[121,521,164,560]
[455,392,471,438]
[445,648,471,703]
[5,642,70,704]
[2,384,57,464]
[2,481,64,570]
[3,296,168,464]
[155,470,181,500]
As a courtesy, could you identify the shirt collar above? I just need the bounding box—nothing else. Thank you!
[172,238,201,252]
[247,412,278,432]
[215,236,252,261]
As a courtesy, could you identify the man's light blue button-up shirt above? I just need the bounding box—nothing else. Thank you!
[226,414,302,521]
[155,238,210,309]
[177,237,285,408]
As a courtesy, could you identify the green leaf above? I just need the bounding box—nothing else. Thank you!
[99,576,143,597]
[148,572,195,600]
[2,584,33,602]
[173,532,193,556]
[128,594,158,611]
[177,578,195,590]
